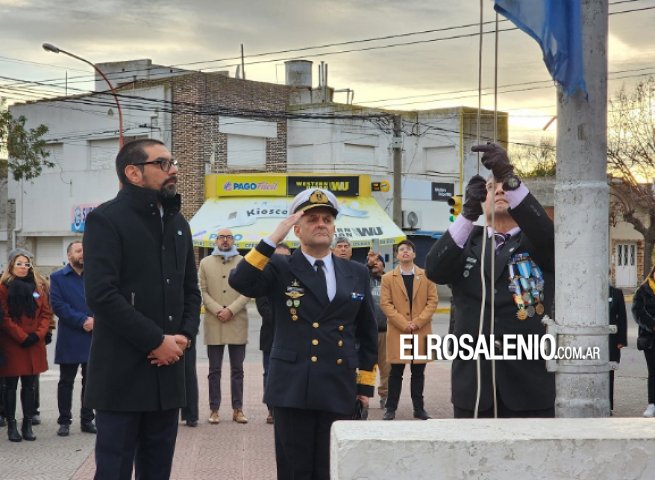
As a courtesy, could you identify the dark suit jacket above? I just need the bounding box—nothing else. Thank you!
[609,286,627,362]
[426,192,555,412]
[229,241,378,415]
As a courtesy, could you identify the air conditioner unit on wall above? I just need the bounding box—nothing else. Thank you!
[402,210,422,230]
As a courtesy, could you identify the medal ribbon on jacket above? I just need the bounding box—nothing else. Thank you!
[507,253,545,321]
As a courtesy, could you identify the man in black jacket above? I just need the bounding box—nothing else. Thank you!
[608,284,627,412]
[83,139,201,479]
[230,188,377,480]
[426,143,555,418]
[255,242,291,424]
[367,250,389,408]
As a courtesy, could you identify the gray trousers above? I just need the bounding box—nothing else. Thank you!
[207,344,246,410]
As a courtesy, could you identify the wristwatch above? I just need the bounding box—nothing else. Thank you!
[502,174,521,191]
[184,335,193,350]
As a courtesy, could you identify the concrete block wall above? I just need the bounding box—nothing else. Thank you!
[331,418,655,480]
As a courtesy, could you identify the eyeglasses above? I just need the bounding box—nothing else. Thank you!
[15,262,32,268]
[217,235,234,241]
[132,158,179,172]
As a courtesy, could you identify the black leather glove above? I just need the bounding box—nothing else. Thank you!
[472,143,514,181]
[45,332,53,345]
[21,332,39,348]
[462,175,487,221]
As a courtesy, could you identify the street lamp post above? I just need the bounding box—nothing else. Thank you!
[42,42,124,147]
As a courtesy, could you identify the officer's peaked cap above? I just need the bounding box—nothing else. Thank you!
[290,188,339,216]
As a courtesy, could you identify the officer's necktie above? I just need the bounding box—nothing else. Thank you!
[314,259,329,302]
[493,232,510,253]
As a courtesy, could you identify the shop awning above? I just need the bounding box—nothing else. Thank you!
[190,196,405,249]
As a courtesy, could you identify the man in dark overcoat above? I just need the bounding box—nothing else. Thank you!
[83,139,201,479]
[229,188,377,480]
[426,143,555,418]
[609,284,627,411]
[256,242,291,424]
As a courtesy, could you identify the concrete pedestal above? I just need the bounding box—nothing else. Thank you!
[331,419,655,479]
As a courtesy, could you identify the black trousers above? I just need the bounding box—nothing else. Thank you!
[0,377,5,417]
[94,409,178,480]
[58,363,94,425]
[180,341,199,422]
[273,407,350,480]
[609,370,615,411]
[33,374,40,415]
[385,362,426,411]
[454,397,554,418]
[644,347,655,404]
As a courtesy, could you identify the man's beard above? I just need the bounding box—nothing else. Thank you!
[158,181,177,199]
[71,259,83,269]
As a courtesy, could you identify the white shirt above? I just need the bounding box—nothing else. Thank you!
[302,251,337,302]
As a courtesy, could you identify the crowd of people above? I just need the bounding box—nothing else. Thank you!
[0,138,643,480]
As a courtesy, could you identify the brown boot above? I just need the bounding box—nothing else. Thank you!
[208,410,220,424]
[232,409,248,424]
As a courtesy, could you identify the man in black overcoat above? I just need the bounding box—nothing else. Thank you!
[83,139,201,479]
[609,284,627,411]
[426,143,555,418]
[229,188,377,480]
[256,242,291,424]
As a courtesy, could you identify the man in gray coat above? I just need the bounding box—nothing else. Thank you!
[83,139,201,479]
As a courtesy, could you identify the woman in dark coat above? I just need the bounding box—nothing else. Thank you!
[632,264,655,418]
[0,248,51,441]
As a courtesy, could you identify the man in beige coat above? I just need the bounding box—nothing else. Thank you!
[380,239,438,420]
[199,228,250,424]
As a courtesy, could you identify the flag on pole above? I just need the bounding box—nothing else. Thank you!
[494,0,587,97]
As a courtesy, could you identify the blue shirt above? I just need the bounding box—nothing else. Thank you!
[51,264,93,364]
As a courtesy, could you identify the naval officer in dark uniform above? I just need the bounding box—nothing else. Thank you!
[229,188,377,480]
[426,143,555,418]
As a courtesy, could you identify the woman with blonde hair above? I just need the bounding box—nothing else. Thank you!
[0,248,51,441]
[632,263,655,417]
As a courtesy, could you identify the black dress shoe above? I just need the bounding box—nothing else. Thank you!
[185,419,198,427]
[81,422,97,434]
[382,409,396,420]
[57,424,70,437]
[413,408,431,420]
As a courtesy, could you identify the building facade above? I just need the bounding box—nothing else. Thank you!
[5,58,505,271]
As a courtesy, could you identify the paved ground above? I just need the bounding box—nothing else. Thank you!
[1,299,649,479]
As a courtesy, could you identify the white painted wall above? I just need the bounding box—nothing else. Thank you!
[287,106,477,234]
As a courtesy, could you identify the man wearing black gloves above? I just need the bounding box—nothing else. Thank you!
[426,143,555,418]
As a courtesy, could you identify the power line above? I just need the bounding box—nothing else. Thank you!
[0,0,650,91]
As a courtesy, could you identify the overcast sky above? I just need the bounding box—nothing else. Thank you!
[1,0,654,143]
